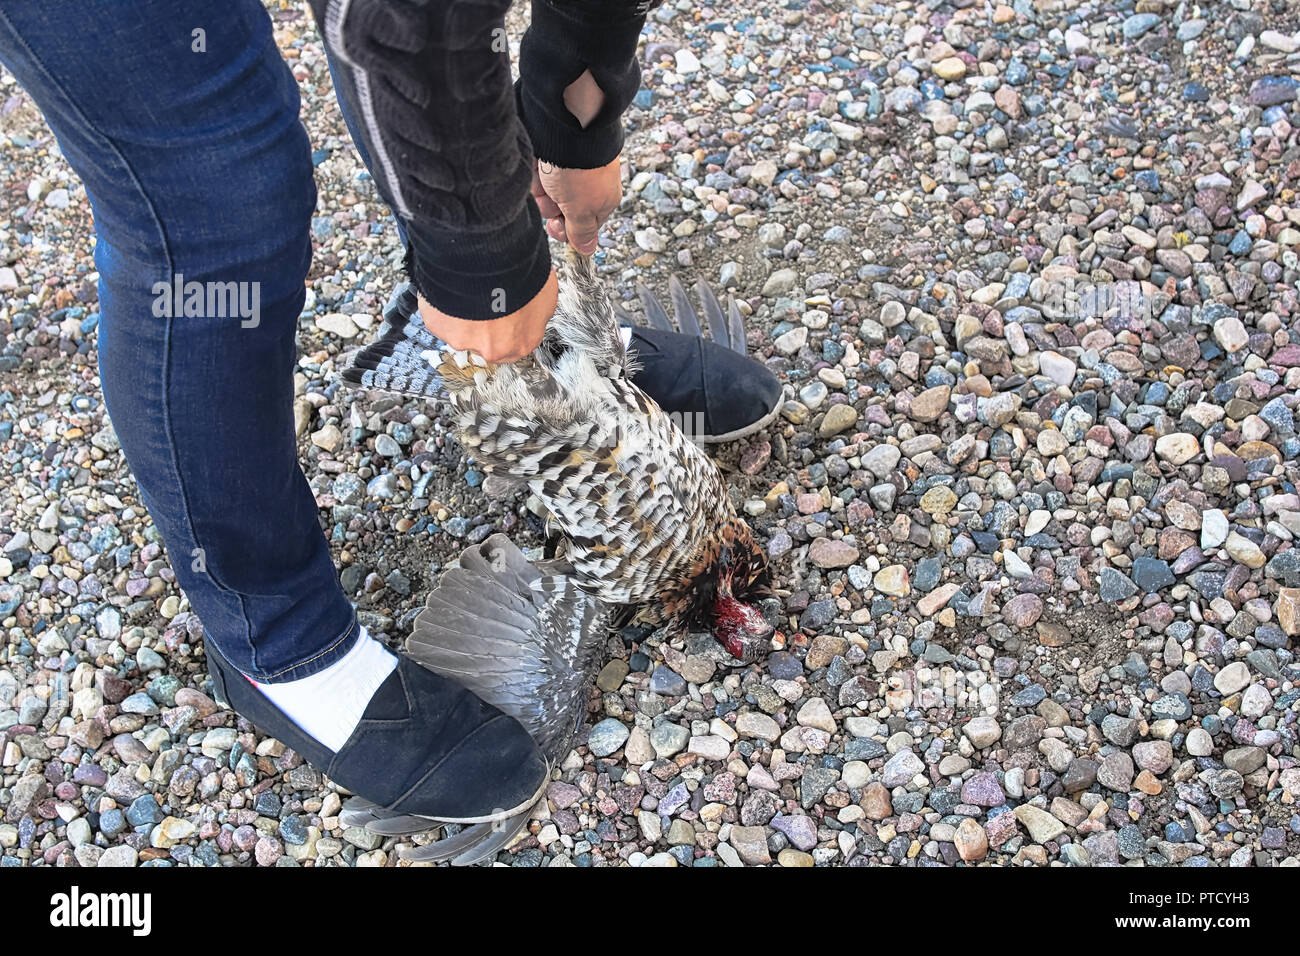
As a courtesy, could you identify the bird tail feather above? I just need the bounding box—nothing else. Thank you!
[614,273,750,356]
[545,249,634,377]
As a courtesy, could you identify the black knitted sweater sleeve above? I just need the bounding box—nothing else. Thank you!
[309,0,661,321]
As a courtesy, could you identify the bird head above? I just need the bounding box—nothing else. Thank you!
[664,519,773,663]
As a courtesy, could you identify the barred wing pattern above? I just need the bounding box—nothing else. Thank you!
[406,534,610,758]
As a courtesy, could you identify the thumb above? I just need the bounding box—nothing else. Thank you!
[559,205,600,254]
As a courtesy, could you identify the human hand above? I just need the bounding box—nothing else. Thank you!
[417,268,558,364]
[531,157,622,254]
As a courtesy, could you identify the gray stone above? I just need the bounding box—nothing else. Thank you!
[586,718,630,757]
[881,749,925,787]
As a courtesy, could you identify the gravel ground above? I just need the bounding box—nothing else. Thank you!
[2,0,1300,868]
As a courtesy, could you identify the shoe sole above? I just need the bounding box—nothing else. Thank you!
[695,394,783,445]
[205,643,549,827]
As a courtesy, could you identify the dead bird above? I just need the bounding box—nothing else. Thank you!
[335,252,779,862]
[342,249,775,662]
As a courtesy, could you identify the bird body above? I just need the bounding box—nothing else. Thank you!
[439,328,727,611]
[345,251,771,644]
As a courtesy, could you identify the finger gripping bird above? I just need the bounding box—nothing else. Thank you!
[344,250,775,660]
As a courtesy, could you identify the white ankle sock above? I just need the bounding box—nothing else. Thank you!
[250,627,398,751]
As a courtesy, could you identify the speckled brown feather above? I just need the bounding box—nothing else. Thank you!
[341,249,769,628]
[433,251,767,625]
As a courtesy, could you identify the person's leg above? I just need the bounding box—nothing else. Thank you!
[0,0,356,681]
[0,1,547,823]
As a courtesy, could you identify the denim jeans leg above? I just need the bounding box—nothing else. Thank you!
[0,1,359,681]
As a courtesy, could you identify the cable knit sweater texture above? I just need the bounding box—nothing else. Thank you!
[308,0,660,319]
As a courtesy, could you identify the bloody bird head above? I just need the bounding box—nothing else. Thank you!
[709,522,774,663]
[712,594,773,663]
[663,519,773,663]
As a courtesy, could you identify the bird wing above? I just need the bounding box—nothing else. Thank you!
[337,306,445,400]
[406,533,610,758]
[338,534,612,861]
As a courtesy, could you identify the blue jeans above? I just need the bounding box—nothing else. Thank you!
[0,1,408,681]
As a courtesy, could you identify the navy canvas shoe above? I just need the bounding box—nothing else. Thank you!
[204,639,549,826]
